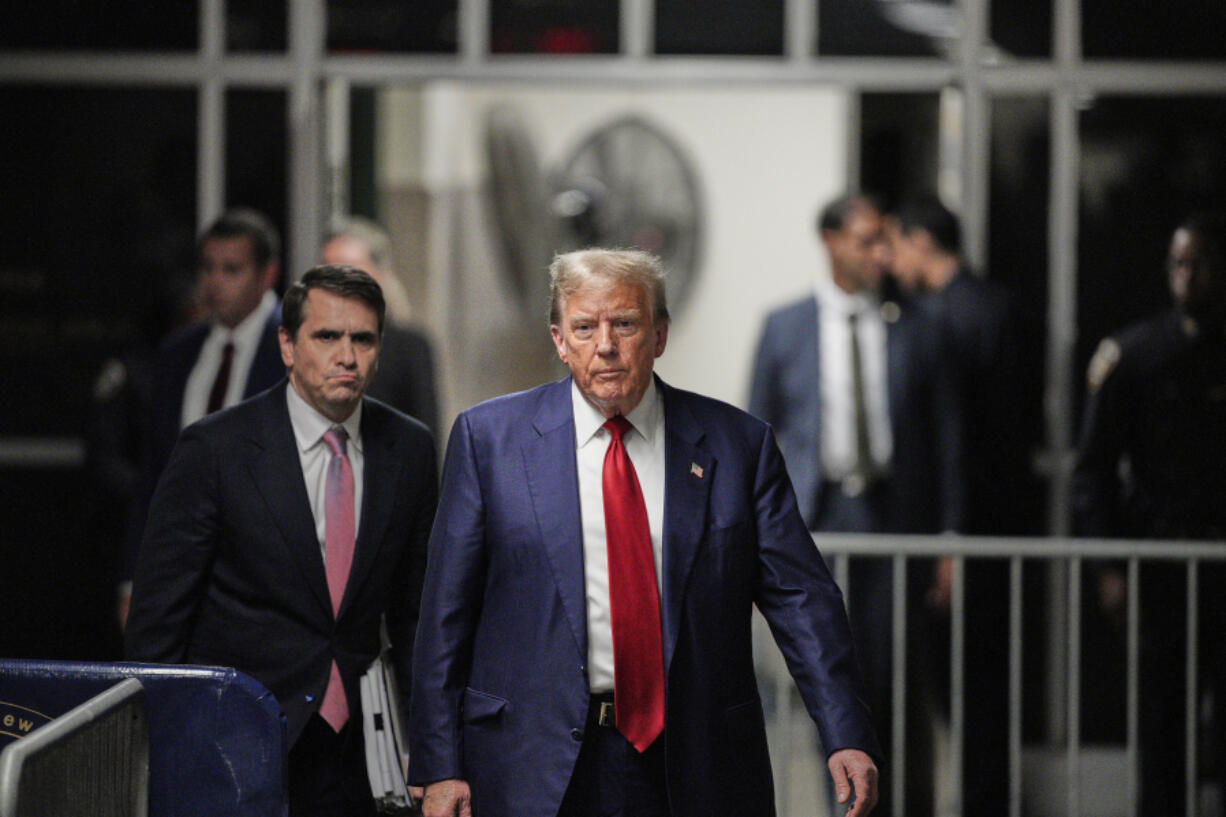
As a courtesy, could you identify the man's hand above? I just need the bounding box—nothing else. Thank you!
[421,779,472,817]
[828,748,878,816]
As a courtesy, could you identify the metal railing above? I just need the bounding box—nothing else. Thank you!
[755,533,1226,817]
[0,678,148,817]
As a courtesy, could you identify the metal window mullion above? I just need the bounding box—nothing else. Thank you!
[287,0,326,282]
[1127,557,1140,817]
[957,0,991,269]
[1067,556,1082,817]
[1008,555,1023,817]
[622,0,653,60]
[197,0,225,231]
[950,555,966,817]
[785,0,814,63]
[1187,560,1199,817]
[458,0,489,65]
[891,553,907,817]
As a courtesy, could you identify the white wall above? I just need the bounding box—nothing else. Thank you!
[378,81,849,421]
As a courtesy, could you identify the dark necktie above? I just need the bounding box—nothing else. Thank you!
[319,427,355,732]
[602,415,666,752]
[848,312,874,486]
[206,341,234,414]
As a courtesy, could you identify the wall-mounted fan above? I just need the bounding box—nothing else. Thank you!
[486,107,704,318]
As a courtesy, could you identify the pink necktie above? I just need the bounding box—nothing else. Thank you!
[320,427,355,732]
[602,416,666,752]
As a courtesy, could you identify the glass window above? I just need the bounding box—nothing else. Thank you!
[1077,96,1226,399]
[327,0,458,54]
[655,0,783,56]
[991,0,1050,57]
[818,0,941,57]
[225,90,288,281]
[1,2,198,50]
[1084,0,1226,60]
[859,92,942,205]
[228,0,287,52]
[491,0,617,54]
[0,86,197,436]
[988,95,1049,530]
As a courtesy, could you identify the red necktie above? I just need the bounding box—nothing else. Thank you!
[602,416,665,752]
[206,342,234,414]
[319,427,355,732]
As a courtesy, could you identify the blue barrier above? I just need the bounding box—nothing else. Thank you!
[0,660,286,817]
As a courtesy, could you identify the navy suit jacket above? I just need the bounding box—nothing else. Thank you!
[125,381,437,747]
[409,376,878,817]
[748,294,964,533]
[124,307,285,578]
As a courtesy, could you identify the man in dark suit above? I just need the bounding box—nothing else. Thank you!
[122,209,287,616]
[409,249,880,817]
[322,216,440,437]
[749,193,963,816]
[890,194,1020,816]
[126,265,438,816]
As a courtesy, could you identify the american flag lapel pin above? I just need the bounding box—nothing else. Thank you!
[690,462,704,479]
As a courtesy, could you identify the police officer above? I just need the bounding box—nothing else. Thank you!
[1073,212,1226,817]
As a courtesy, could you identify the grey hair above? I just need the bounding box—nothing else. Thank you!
[548,248,670,326]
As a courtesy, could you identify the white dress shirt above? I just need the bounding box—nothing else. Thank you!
[572,378,666,694]
[286,383,365,561]
[181,290,278,429]
[815,277,893,479]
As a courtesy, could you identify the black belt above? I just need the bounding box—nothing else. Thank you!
[589,692,616,728]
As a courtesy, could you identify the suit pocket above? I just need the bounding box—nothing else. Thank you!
[461,687,508,723]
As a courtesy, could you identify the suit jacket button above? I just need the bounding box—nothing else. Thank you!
[571,728,583,741]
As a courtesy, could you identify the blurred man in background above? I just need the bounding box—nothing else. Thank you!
[322,216,439,438]
[121,208,285,623]
[750,193,963,816]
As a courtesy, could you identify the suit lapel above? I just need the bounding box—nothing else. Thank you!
[248,383,334,619]
[522,379,588,662]
[659,380,713,675]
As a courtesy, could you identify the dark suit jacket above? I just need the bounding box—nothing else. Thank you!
[748,293,964,533]
[124,308,286,578]
[125,381,437,747]
[365,324,440,439]
[408,376,878,817]
[927,269,1028,535]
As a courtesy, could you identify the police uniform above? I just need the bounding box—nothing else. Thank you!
[1073,306,1226,817]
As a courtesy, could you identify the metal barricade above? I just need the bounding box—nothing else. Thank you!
[754,533,1226,817]
[0,678,148,817]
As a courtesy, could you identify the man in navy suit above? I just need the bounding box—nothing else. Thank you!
[749,193,963,816]
[126,265,437,816]
[410,248,879,817]
[122,209,287,615]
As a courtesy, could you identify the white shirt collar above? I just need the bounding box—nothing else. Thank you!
[571,376,661,448]
[206,289,277,348]
[816,274,878,318]
[285,381,364,455]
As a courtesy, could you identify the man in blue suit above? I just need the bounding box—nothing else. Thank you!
[748,193,963,816]
[410,248,880,817]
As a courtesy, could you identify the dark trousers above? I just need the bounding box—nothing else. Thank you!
[288,713,377,817]
[557,694,670,817]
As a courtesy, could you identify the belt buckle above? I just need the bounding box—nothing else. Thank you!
[598,701,616,727]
